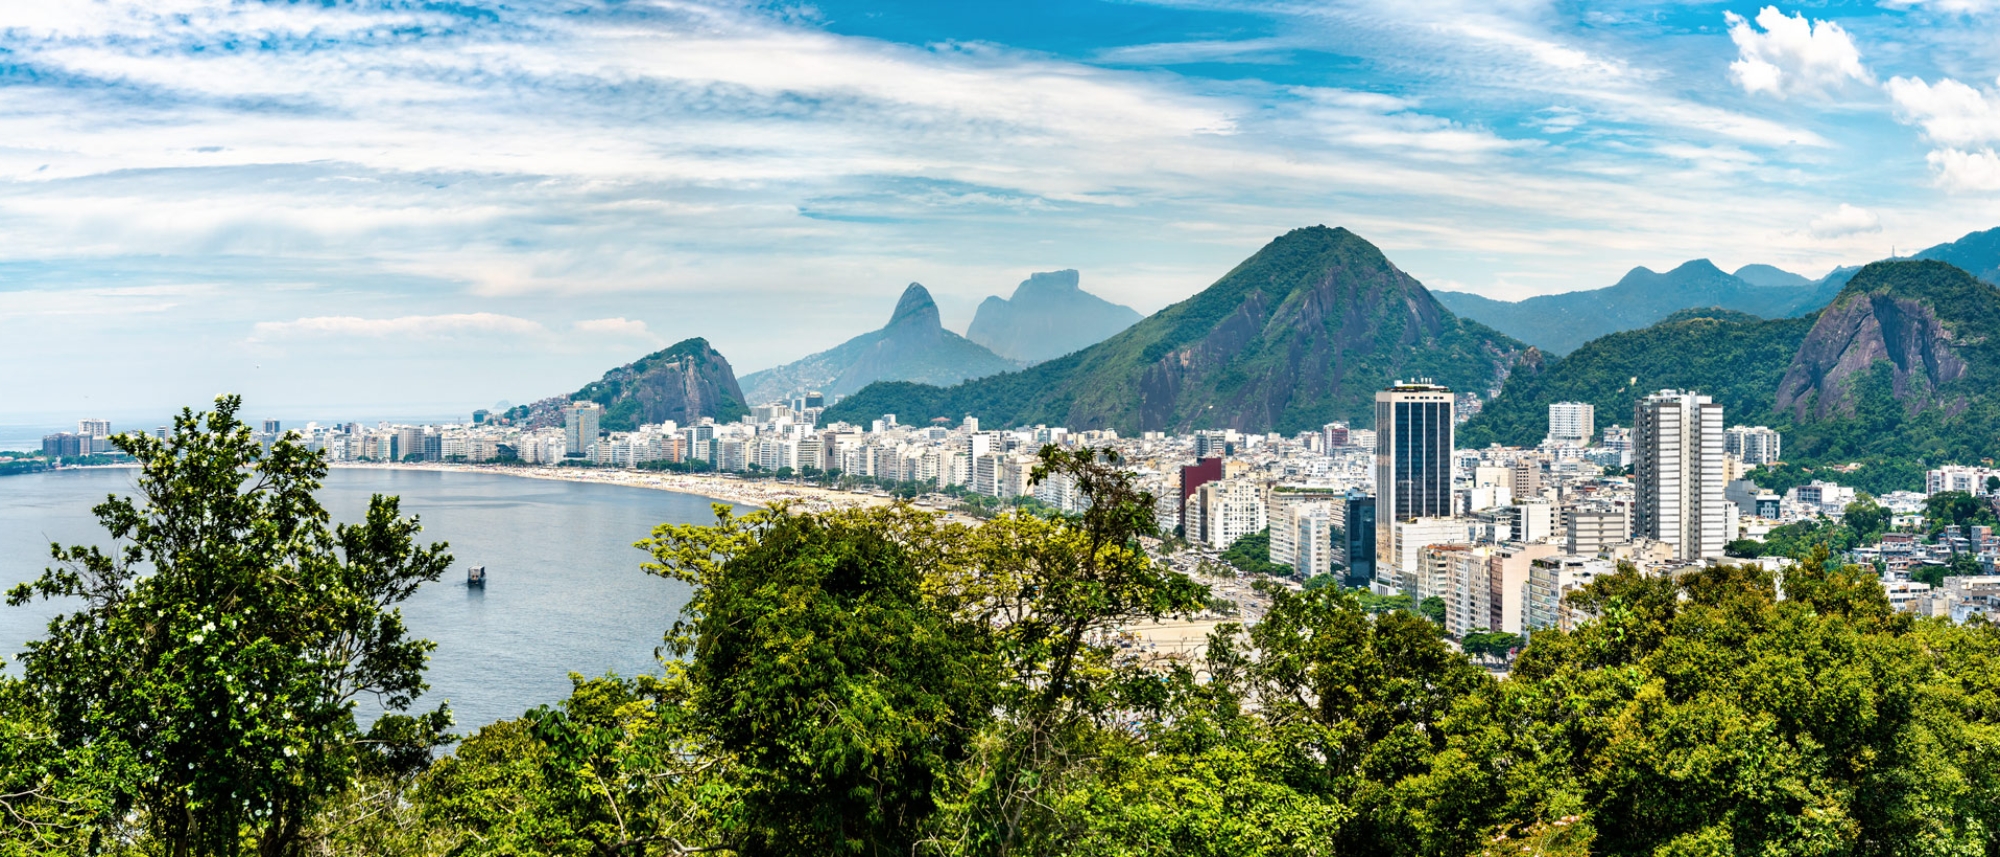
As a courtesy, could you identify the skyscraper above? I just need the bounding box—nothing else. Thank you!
[1375,381,1454,589]
[564,401,603,459]
[1546,402,1594,445]
[1633,389,1726,560]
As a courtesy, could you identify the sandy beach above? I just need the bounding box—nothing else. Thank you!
[331,461,901,514]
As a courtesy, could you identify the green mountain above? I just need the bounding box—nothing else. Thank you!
[1457,308,1815,448]
[965,269,1142,365]
[823,226,1532,434]
[1463,260,2000,493]
[739,284,1019,406]
[1913,225,2000,283]
[572,337,749,431]
[1433,259,1829,355]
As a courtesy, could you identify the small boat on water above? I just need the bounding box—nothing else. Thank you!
[467,565,487,587]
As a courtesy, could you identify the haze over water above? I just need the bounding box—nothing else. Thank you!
[0,467,744,732]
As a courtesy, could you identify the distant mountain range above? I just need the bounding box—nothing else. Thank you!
[1435,226,2000,356]
[965,269,1141,365]
[1461,258,2000,493]
[823,226,1531,434]
[738,284,1019,406]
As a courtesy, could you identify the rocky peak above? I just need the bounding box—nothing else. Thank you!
[1774,261,1976,420]
[887,283,942,332]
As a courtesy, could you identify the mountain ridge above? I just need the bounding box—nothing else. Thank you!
[823,226,1531,434]
[569,337,749,432]
[738,284,1019,405]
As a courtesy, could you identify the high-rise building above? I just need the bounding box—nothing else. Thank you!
[1343,490,1376,584]
[1322,421,1350,449]
[1547,402,1594,445]
[1633,390,1726,560]
[1376,381,1455,589]
[564,402,603,458]
[262,419,282,435]
[78,419,111,438]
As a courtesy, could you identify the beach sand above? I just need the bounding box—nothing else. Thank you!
[331,461,899,514]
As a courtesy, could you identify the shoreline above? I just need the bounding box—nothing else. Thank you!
[329,461,896,513]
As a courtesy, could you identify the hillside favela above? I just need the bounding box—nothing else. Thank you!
[10,3,2000,856]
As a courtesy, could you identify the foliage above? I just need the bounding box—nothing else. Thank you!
[1925,490,1997,535]
[1458,631,1523,662]
[1419,595,1447,626]
[1218,527,1292,577]
[4,396,453,855]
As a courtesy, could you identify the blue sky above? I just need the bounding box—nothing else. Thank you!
[5,0,2000,423]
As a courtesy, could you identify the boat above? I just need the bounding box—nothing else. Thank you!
[467,565,487,587]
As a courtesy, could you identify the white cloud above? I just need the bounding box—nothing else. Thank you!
[1886,76,2000,147]
[1808,203,1882,238]
[1879,0,2000,13]
[1725,7,1872,98]
[571,317,665,344]
[1926,148,2000,191]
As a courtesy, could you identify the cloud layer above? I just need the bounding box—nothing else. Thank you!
[1,1,1998,420]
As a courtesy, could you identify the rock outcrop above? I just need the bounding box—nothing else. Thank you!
[1775,261,1975,420]
[571,337,749,430]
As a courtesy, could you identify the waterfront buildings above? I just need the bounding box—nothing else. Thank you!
[564,402,602,459]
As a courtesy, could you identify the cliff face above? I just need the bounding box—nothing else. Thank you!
[572,337,749,431]
[824,226,1530,435]
[1774,288,1968,420]
[737,284,1019,405]
[965,270,1141,365]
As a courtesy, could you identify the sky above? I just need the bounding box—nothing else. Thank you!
[5,0,2000,424]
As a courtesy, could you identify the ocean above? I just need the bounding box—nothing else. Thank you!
[0,467,745,733]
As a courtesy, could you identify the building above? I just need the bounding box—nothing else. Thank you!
[1267,488,1346,567]
[1633,390,1726,560]
[1322,421,1350,449]
[1564,506,1628,557]
[79,419,112,439]
[1724,425,1782,465]
[1178,456,1225,537]
[1391,516,1475,593]
[1344,491,1377,584]
[1376,381,1455,589]
[1194,478,1267,550]
[1927,465,2000,496]
[1292,505,1338,579]
[1418,543,1475,608]
[1547,402,1594,445]
[564,402,603,458]
[1487,543,1558,634]
[1526,555,1613,633]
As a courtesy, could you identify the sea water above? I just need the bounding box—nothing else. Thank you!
[0,467,744,733]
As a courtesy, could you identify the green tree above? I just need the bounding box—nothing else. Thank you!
[1841,496,1890,541]
[5,396,452,856]
[1924,490,1994,535]
[641,506,999,856]
[1419,595,1447,627]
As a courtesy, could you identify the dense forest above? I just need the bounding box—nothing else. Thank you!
[6,398,2000,856]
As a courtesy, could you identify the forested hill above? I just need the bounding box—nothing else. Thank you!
[823,225,1531,435]
[1464,260,2000,494]
[1458,308,1815,448]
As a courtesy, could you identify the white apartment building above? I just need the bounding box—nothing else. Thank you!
[1547,402,1594,445]
[1196,478,1267,550]
[1266,488,1346,567]
[1724,425,1782,465]
[1391,516,1476,593]
[1564,506,1629,557]
[1526,555,1614,633]
[1292,505,1338,578]
[1927,465,2000,496]
[564,402,602,458]
[1633,390,1727,561]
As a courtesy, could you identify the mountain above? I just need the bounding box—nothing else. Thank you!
[738,284,1019,406]
[1462,260,2000,494]
[1913,225,2000,284]
[572,337,749,431]
[1433,259,1830,355]
[1457,308,1816,448]
[822,226,1532,435]
[965,269,1142,364]
[1733,264,1812,288]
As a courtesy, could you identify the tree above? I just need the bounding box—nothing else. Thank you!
[1924,490,1994,534]
[6,396,452,856]
[641,506,999,855]
[1418,595,1447,627]
[1841,496,1890,541]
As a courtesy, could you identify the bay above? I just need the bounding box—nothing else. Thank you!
[0,467,744,733]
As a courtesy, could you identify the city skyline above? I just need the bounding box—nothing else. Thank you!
[8,1,2000,419]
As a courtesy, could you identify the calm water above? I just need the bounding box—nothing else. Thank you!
[0,467,746,732]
